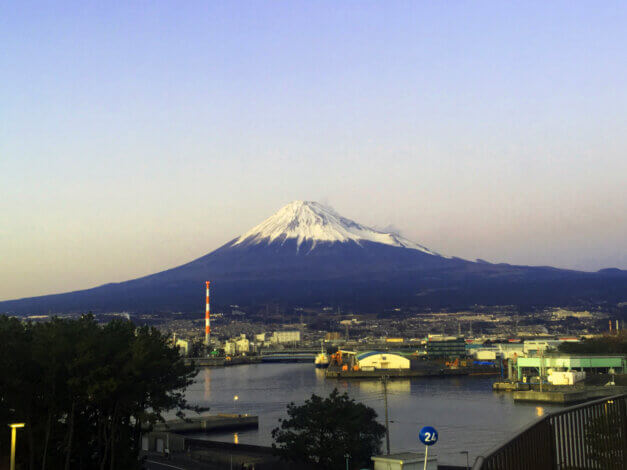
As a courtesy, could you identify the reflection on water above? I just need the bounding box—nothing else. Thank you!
[233,432,239,444]
[203,368,211,400]
[358,379,411,394]
[183,363,565,466]
[536,406,545,417]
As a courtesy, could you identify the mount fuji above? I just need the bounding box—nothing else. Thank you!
[1,201,625,314]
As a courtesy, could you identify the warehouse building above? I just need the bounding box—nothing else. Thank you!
[517,354,626,380]
[356,352,410,370]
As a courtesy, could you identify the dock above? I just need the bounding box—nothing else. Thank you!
[492,381,530,391]
[184,356,262,367]
[151,413,259,433]
[512,386,627,405]
[326,366,498,379]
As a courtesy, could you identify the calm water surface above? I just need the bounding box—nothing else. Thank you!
[182,363,562,466]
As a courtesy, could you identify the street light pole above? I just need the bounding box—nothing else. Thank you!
[381,375,390,455]
[9,423,25,470]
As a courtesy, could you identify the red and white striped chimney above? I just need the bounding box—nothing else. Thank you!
[205,281,211,345]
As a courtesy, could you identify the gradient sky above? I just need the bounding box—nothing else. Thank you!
[1,1,626,300]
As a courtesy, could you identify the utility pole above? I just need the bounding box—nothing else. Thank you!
[539,349,544,393]
[381,375,390,455]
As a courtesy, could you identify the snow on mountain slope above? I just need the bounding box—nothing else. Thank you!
[232,200,443,256]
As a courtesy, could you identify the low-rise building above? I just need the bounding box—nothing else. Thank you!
[426,336,466,359]
[271,330,301,344]
[356,352,410,370]
[236,337,250,354]
[174,339,189,356]
[224,341,236,356]
[523,340,563,356]
[517,354,626,380]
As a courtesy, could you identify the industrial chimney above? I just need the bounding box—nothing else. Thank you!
[205,281,211,346]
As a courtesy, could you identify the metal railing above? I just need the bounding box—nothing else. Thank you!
[472,394,627,470]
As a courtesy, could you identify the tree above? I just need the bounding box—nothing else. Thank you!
[272,389,385,470]
[0,315,200,470]
[559,333,627,354]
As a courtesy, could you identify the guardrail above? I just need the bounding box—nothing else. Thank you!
[472,394,627,470]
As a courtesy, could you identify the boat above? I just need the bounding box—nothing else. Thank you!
[314,342,330,368]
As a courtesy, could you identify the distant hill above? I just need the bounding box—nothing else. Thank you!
[2,201,626,314]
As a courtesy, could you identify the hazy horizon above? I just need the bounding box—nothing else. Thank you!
[2,1,626,300]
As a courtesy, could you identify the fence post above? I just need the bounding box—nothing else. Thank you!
[547,417,557,470]
[619,397,627,470]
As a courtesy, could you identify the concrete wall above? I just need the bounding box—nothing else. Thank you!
[142,432,186,453]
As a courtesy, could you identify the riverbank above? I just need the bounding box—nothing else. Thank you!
[493,374,627,403]
[185,356,262,367]
[151,413,259,433]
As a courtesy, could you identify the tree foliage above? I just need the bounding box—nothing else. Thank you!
[271,389,385,470]
[558,333,627,354]
[0,315,199,470]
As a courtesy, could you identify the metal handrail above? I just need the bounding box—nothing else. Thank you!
[471,393,627,470]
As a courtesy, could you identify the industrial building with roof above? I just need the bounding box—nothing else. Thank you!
[516,354,627,380]
[425,337,467,359]
[356,351,410,370]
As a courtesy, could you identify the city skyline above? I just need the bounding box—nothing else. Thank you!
[2,1,626,300]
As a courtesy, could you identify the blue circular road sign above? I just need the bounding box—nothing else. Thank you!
[419,426,438,446]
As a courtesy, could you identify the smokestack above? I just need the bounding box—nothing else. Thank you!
[205,281,211,346]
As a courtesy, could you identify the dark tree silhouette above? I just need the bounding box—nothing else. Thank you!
[0,315,200,470]
[272,389,385,470]
[559,333,627,354]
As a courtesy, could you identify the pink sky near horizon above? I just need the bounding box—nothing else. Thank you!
[1,1,626,300]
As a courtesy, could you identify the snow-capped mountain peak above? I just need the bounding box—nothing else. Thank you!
[232,200,442,256]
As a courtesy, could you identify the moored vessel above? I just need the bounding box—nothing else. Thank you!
[314,341,330,368]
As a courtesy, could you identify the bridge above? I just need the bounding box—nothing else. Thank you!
[260,352,316,363]
[185,349,319,366]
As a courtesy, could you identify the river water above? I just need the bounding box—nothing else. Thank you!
[183,363,562,466]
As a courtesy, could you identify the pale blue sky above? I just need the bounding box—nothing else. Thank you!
[1,1,626,299]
